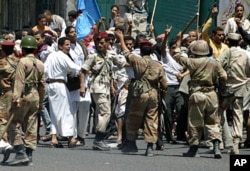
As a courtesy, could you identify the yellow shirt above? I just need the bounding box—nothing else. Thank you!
[202,18,229,58]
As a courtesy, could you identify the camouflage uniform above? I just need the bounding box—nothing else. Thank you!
[8,54,45,150]
[174,56,227,146]
[0,55,18,140]
[123,50,168,143]
[217,47,250,153]
[82,50,125,133]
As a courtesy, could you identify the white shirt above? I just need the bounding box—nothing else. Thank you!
[224,17,250,36]
[44,51,81,81]
[69,43,89,102]
[161,52,184,85]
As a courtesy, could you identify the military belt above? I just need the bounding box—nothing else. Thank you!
[46,79,66,84]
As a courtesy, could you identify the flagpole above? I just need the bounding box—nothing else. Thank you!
[150,0,158,25]
[197,0,200,33]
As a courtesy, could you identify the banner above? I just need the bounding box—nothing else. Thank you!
[76,0,101,41]
[217,0,250,27]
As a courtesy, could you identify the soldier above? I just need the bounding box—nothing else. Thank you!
[173,40,227,159]
[0,40,18,163]
[6,36,45,166]
[82,32,126,151]
[217,33,250,155]
[115,30,168,157]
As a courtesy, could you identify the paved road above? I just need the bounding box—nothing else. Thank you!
[1,132,249,171]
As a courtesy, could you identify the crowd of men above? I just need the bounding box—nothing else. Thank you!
[0,3,250,167]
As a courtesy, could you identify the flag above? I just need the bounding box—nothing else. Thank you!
[76,0,101,41]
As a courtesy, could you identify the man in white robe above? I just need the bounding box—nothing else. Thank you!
[44,37,82,147]
[66,26,91,145]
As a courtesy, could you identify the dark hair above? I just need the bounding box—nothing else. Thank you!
[235,3,244,12]
[228,39,239,47]
[53,28,61,33]
[2,46,14,56]
[169,38,177,48]
[134,34,146,48]
[65,26,75,35]
[140,45,152,56]
[44,10,52,15]
[15,30,22,40]
[111,5,119,11]
[124,36,135,43]
[212,27,224,34]
[68,10,77,19]
[58,37,70,47]
[115,26,125,33]
[107,34,115,39]
[37,14,46,21]
[42,31,53,46]
[22,48,35,54]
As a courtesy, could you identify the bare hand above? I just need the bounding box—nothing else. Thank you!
[211,7,218,17]
[176,73,183,82]
[235,17,241,26]
[149,24,154,32]
[128,20,133,27]
[111,87,116,97]
[80,87,86,97]
[114,30,123,40]
[165,25,172,36]
[99,17,106,24]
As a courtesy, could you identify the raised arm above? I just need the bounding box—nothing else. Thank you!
[235,17,250,44]
[161,26,172,57]
[201,7,218,44]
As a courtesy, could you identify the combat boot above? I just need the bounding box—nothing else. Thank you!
[145,143,154,157]
[92,132,111,151]
[230,138,240,155]
[213,139,222,159]
[183,145,200,157]
[7,144,29,166]
[122,140,138,154]
[26,148,33,166]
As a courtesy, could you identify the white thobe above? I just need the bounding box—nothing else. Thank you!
[44,51,81,136]
[69,43,91,138]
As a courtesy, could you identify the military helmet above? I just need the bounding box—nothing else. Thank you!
[190,40,209,56]
[21,35,37,49]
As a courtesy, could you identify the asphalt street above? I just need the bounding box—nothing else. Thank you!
[0,132,250,171]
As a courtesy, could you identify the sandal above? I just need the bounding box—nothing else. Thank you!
[68,140,85,148]
[50,142,64,148]
[40,134,52,142]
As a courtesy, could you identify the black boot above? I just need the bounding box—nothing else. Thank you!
[213,140,222,159]
[145,143,154,157]
[7,144,29,166]
[93,132,111,151]
[122,140,138,154]
[26,148,33,165]
[183,145,199,157]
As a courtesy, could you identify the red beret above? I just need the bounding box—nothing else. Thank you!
[0,41,15,46]
[98,32,108,39]
[139,40,152,47]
